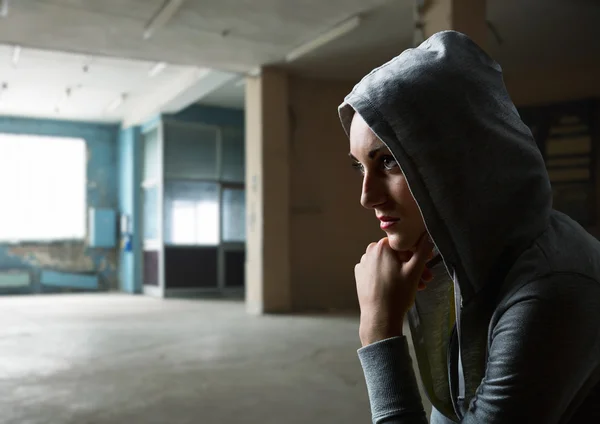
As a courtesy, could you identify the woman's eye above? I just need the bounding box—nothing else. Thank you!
[382,155,399,171]
[351,161,365,175]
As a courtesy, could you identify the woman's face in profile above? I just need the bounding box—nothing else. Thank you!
[349,114,426,251]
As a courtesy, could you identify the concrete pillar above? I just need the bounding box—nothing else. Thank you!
[417,0,487,49]
[245,67,292,314]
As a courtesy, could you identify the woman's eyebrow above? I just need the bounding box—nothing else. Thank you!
[348,146,385,161]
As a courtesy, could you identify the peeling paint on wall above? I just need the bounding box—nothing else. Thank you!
[2,243,118,292]
[7,243,95,272]
[3,242,118,291]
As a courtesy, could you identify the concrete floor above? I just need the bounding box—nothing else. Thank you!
[0,294,378,424]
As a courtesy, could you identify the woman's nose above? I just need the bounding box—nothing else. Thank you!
[360,172,386,209]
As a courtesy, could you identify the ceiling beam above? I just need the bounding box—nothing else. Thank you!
[121,68,238,128]
[161,70,238,113]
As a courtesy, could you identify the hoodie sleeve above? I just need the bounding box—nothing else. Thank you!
[357,274,600,424]
[358,336,428,424]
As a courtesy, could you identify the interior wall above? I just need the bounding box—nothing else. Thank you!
[506,63,600,234]
[0,116,119,292]
[288,75,380,312]
[505,63,600,107]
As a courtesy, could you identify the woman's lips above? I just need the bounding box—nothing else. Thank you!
[378,217,400,230]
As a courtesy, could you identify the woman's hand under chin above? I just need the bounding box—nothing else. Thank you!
[354,233,434,347]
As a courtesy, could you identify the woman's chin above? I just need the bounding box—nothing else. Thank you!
[387,230,428,252]
[386,233,413,252]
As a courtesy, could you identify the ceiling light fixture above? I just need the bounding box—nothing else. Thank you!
[148,62,167,77]
[143,0,188,40]
[0,0,9,17]
[285,15,361,62]
[12,45,21,66]
[106,93,128,112]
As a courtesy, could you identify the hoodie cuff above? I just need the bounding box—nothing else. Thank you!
[358,336,426,423]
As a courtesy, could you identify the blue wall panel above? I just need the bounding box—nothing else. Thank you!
[89,208,117,248]
[40,270,98,290]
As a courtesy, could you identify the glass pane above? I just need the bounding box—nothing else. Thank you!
[164,181,219,245]
[142,128,160,182]
[222,189,245,242]
[143,186,159,241]
[221,127,244,183]
[163,122,218,180]
[196,201,219,244]
[171,201,197,245]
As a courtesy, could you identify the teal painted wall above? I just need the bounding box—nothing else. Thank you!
[0,116,119,294]
[164,104,244,128]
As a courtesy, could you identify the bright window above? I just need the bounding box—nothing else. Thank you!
[170,200,219,245]
[0,134,87,242]
[163,181,220,246]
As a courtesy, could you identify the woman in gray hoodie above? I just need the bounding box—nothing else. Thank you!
[340,31,600,424]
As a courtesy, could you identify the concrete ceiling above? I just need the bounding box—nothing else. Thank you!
[289,0,600,80]
[0,0,390,77]
[280,0,414,80]
[0,43,240,123]
[0,0,598,119]
[0,0,598,82]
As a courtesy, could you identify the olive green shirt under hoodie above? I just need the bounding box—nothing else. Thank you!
[338,31,600,424]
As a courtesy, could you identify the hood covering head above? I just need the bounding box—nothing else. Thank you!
[339,31,552,419]
[339,30,551,302]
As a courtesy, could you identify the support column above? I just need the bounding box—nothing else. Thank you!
[416,0,487,50]
[245,67,292,314]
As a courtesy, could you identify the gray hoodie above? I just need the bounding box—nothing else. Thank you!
[338,31,600,423]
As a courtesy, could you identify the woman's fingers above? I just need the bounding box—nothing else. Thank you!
[421,266,433,282]
[396,250,413,262]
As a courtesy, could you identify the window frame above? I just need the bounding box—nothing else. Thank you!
[160,119,246,247]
